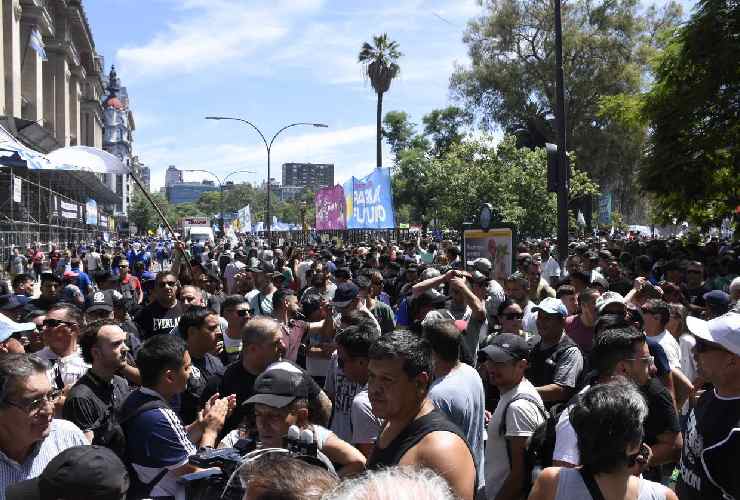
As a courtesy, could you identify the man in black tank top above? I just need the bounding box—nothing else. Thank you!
[366,330,477,500]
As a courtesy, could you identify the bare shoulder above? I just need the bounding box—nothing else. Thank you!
[400,430,473,466]
[528,467,561,500]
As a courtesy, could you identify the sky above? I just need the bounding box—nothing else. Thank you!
[84,0,696,192]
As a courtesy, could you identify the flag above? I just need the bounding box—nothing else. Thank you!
[29,28,47,61]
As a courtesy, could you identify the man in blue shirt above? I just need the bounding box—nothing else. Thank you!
[120,335,232,500]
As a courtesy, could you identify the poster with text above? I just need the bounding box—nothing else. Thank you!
[345,168,395,229]
[315,185,346,230]
[463,228,514,280]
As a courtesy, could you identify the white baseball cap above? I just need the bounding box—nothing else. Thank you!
[686,312,740,356]
[0,314,35,343]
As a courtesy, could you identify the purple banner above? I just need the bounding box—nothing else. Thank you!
[315,185,346,230]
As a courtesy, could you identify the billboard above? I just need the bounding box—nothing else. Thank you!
[85,199,98,225]
[463,228,514,281]
[345,168,395,229]
[315,185,346,230]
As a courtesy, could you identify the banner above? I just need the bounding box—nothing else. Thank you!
[12,175,21,203]
[463,228,514,281]
[315,185,346,230]
[598,193,612,225]
[237,205,252,233]
[85,199,98,225]
[345,168,395,229]
[60,200,79,220]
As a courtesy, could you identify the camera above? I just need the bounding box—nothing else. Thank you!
[182,436,257,500]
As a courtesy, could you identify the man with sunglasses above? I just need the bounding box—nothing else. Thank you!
[677,312,740,500]
[219,295,251,365]
[116,260,142,311]
[0,354,87,499]
[28,274,62,313]
[134,271,186,340]
[35,304,89,392]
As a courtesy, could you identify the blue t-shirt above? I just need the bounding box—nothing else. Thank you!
[121,389,196,500]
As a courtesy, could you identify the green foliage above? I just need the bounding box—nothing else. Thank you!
[640,0,740,226]
[421,106,472,157]
[451,0,682,220]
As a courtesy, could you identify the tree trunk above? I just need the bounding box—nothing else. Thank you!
[376,91,383,168]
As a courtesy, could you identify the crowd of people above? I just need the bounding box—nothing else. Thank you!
[0,232,737,500]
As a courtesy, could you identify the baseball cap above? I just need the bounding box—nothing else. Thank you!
[40,272,62,284]
[62,270,79,280]
[6,445,129,500]
[245,363,309,408]
[596,291,626,314]
[0,294,29,311]
[686,312,740,356]
[532,297,568,317]
[332,282,360,308]
[259,261,276,274]
[0,313,35,343]
[480,333,531,362]
[704,290,731,312]
[87,290,114,314]
[467,257,492,274]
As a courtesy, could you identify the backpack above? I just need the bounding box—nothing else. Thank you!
[117,393,172,500]
[498,392,555,496]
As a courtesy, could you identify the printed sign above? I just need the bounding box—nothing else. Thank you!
[85,199,98,225]
[463,228,514,280]
[315,185,346,230]
[12,175,21,203]
[237,205,252,233]
[345,168,395,229]
[598,192,612,225]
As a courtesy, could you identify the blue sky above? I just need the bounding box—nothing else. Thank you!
[84,0,695,191]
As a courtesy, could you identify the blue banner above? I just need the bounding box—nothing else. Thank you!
[598,192,612,225]
[345,168,395,229]
[85,198,98,225]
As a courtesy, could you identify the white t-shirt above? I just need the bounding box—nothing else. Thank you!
[552,385,591,466]
[523,301,538,335]
[652,330,681,370]
[36,347,90,388]
[485,378,546,499]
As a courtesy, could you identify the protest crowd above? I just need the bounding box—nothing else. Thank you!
[0,233,737,500]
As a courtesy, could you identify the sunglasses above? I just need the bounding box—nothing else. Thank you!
[236,309,252,317]
[42,319,77,329]
[158,281,178,288]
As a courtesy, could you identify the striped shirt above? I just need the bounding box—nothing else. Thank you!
[35,347,90,389]
[0,419,88,500]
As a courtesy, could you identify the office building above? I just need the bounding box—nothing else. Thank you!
[282,163,333,189]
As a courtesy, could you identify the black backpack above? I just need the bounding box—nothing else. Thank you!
[498,392,558,495]
[117,393,172,500]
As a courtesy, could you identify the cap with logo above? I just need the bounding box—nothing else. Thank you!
[532,297,568,317]
[686,312,740,356]
[480,333,531,362]
[87,290,115,314]
[596,291,626,314]
[6,445,129,500]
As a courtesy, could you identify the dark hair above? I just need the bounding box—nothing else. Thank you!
[336,323,381,359]
[11,273,33,290]
[0,354,48,403]
[369,330,432,384]
[79,319,121,364]
[591,326,646,376]
[423,320,461,363]
[240,453,338,500]
[578,288,599,305]
[505,272,529,289]
[301,294,322,318]
[497,298,520,316]
[93,270,114,286]
[594,314,631,336]
[272,288,296,311]
[221,294,247,312]
[569,379,648,474]
[136,335,188,387]
[155,270,178,285]
[642,299,670,326]
[570,271,590,285]
[47,303,83,327]
[556,285,576,299]
[178,306,217,340]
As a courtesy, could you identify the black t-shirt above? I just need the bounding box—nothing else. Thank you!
[641,377,681,445]
[677,390,740,500]
[134,301,186,340]
[63,370,130,446]
[176,353,225,425]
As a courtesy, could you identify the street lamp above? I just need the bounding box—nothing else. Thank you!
[182,168,255,233]
[205,116,328,243]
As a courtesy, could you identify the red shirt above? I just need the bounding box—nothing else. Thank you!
[121,274,142,292]
[564,314,595,353]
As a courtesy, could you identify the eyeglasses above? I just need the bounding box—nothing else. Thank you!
[158,281,178,288]
[236,309,252,317]
[503,313,524,320]
[625,356,654,366]
[4,389,63,415]
[42,318,77,329]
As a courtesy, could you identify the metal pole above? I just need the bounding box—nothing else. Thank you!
[266,147,271,244]
[554,0,569,268]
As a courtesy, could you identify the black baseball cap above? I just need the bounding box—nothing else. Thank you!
[332,282,360,308]
[87,290,114,314]
[6,445,129,500]
[245,363,309,408]
[480,334,531,362]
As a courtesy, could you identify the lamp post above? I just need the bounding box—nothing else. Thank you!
[182,168,255,234]
[205,116,328,243]
[554,0,570,268]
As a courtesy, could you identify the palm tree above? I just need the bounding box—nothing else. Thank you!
[358,34,402,169]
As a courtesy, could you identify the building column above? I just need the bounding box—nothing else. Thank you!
[69,71,80,144]
[20,22,43,122]
[3,0,22,117]
[46,50,69,145]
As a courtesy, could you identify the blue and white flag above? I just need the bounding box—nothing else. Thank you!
[29,28,47,61]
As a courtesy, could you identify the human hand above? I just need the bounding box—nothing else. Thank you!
[202,397,229,432]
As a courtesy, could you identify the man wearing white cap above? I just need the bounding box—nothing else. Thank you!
[677,312,740,500]
[0,314,33,354]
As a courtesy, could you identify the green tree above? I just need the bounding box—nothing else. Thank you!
[421,106,472,157]
[359,34,402,168]
[451,0,682,220]
[128,189,179,234]
[640,0,739,226]
[382,111,419,163]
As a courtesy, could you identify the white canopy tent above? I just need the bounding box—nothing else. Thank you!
[46,145,129,175]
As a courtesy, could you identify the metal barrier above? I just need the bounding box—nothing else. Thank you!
[259,229,412,246]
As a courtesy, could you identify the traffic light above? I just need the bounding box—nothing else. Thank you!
[546,143,560,193]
